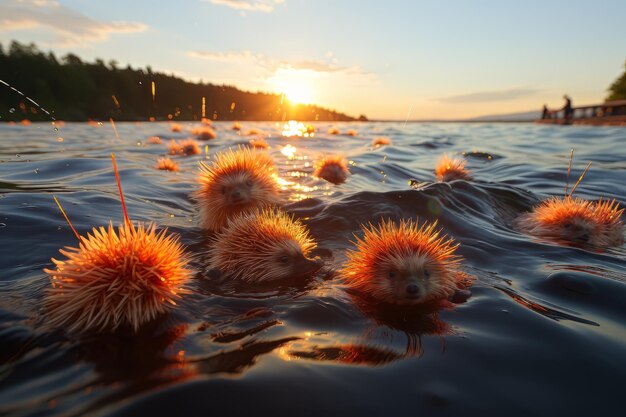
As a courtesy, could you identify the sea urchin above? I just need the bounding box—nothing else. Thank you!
[44,222,191,334]
[195,146,281,231]
[313,155,350,185]
[208,208,322,282]
[341,219,465,305]
[516,196,624,248]
[435,154,472,182]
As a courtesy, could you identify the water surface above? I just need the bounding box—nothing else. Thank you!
[1,121,625,416]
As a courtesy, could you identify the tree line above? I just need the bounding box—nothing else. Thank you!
[607,60,626,102]
[0,41,363,122]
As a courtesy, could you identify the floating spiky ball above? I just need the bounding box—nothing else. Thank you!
[195,146,281,231]
[313,155,350,185]
[346,129,357,136]
[191,126,217,140]
[517,196,624,248]
[232,122,241,131]
[249,137,269,149]
[372,137,391,147]
[44,222,192,334]
[146,136,163,145]
[245,128,261,136]
[328,127,340,135]
[341,219,464,305]
[209,208,321,282]
[168,139,200,156]
[170,123,183,132]
[435,154,472,182]
[156,157,180,172]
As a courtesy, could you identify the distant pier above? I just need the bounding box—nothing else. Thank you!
[536,100,626,126]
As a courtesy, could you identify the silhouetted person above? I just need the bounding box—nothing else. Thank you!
[542,104,549,119]
[563,95,573,121]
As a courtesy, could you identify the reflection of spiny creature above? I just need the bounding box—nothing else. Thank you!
[517,196,624,248]
[208,208,322,282]
[516,150,624,249]
[195,146,281,231]
[44,156,192,334]
[342,219,468,305]
[313,155,350,185]
[435,154,471,182]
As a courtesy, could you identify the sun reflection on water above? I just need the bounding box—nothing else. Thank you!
[282,120,315,137]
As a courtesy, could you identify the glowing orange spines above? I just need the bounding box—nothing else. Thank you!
[146,136,163,145]
[435,154,472,182]
[192,126,217,140]
[249,137,269,149]
[156,157,180,172]
[44,222,191,334]
[168,139,201,156]
[313,155,350,185]
[517,196,624,248]
[372,137,391,147]
[195,146,281,231]
[209,208,317,282]
[342,219,463,303]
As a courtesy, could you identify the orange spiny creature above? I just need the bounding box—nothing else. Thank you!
[195,146,281,231]
[249,137,269,149]
[170,123,183,132]
[372,137,391,147]
[208,208,322,282]
[313,155,350,185]
[43,155,192,334]
[346,129,358,136]
[156,157,180,172]
[191,126,217,140]
[328,127,340,135]
[517,197,624,248]
[516,150,624,249]
[245,128,261,136]
[341,219,467,305]
[435,154,472,182]
[168,139,201,156]
[146,136,163,145]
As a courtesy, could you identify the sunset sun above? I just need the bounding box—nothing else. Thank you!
[269,68,317,105]
[283,82,314,104]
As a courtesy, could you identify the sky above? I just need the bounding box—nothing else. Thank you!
[1,0,625,120]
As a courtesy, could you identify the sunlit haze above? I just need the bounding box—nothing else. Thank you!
[1,0,625,119]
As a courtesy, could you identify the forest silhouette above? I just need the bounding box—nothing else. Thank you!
[0,41,361,122]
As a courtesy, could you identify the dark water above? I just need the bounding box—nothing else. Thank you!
[1,121,626,416]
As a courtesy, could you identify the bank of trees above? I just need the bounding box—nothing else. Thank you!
[0,41,358,122]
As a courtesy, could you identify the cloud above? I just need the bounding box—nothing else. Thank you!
[207,0,285,12]
[0,0,148,47]
[436,88,540,103]
[187,50,255,62]
[188,49,375,79]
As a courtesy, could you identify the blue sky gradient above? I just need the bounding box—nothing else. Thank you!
[1,0,625,119]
